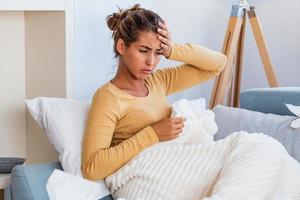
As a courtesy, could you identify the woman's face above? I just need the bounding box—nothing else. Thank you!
[118,31,163,80]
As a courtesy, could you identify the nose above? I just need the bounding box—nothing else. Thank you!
[146,54,155,67]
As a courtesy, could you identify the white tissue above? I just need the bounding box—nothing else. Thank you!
[285,103,300,129]
[170,98,217,145]
[290,118,300,129]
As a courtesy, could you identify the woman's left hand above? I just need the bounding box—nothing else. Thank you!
[157,20,172,58]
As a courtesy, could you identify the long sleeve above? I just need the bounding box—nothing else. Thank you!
[153,43,227,95]
[81,89,159,180]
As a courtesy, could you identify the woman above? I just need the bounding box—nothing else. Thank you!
[81,4,227,181]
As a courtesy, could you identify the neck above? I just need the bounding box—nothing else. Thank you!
[111,60,145,92]
[112,74,145,91]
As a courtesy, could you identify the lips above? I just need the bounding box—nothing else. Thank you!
[141,69,152,74]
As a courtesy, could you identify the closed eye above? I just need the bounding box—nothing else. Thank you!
[139,49,163,55]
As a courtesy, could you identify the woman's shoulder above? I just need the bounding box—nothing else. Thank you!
[92,82,118,102]
[89,83,121,117]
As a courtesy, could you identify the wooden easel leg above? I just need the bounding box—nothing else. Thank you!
[209,5,245,109]
[226,64,235,107]
[233,13,246,107]
[209,22,232,109]
[247,6,278,87]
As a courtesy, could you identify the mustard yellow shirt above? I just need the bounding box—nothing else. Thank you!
[81,43,227,180]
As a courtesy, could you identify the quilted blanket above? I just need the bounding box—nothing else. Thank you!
[105,99,300,200]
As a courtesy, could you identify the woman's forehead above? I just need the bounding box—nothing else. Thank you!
[134,31,161,49]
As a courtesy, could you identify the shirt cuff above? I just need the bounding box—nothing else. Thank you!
[138,126,159,145]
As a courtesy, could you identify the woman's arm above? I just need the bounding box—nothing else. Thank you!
[153,43,227,95]
[154,21,226,95]
[81,89,159,180]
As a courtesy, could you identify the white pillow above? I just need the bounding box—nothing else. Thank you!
[25,97,90,176]
[26,97,112,199]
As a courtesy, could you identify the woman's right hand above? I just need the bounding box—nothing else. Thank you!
[151,117,185,142]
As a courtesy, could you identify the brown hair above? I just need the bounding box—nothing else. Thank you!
[106,4,163,57]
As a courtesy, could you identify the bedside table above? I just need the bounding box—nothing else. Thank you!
[0,174,11,200]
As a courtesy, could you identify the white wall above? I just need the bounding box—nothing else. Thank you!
[73,0,300,104]
[151,0,228,102]
[73,0,154,100]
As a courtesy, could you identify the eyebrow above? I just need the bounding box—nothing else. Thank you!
[140,45,163,51]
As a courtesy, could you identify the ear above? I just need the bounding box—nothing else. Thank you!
[116,38,126,55]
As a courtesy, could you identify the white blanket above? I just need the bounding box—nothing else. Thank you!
[46,170,110,200]
[105,99,300,200]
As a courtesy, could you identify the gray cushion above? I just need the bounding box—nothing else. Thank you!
[213,105,300,162]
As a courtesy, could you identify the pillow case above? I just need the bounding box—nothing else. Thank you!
[213,105,300,162]
[26,97,90,176]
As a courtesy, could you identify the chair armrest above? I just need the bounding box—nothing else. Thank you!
[4,185,12,200]
[240,87,300,116]
[10,161,62,200]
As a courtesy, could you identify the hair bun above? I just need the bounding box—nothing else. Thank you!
[129,4,141,12]
[106,4,141,31]
[106,12,121,31]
